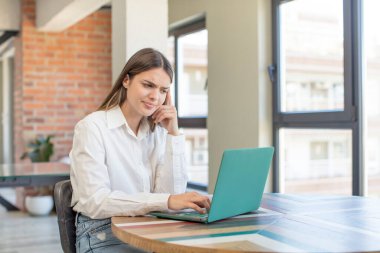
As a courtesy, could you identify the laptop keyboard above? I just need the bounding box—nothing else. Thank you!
[179,211,208,218]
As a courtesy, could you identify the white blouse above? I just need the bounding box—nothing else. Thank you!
[70,106,188,219]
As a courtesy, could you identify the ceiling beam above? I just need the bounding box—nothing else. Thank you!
[0,31,18,46]
[36,0,111,32]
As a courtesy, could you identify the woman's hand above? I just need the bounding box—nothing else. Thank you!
[168,192,211,214]
[151,91,179,136]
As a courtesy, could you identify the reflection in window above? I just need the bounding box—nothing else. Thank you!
[280,128,352,195]
[333,142,347,159]
[310,142,328,160]
[169,23,208,187]
[183,128,208,185]
[177,30,208,117]
[280,0,344,112]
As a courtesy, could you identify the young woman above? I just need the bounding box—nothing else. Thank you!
[70,48,210,253]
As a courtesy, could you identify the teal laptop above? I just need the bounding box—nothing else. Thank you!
[150,147,274,223]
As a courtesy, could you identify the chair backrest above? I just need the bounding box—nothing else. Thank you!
[54,180,76,253]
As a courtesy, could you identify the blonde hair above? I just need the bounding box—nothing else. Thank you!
[98,48,173,131]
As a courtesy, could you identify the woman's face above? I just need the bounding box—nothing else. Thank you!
[123,68,171,117]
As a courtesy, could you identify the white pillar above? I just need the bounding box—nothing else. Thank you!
[168,0,273,192]
[0,47,15,164]
[112,0,168,83]
[0,0,20,31]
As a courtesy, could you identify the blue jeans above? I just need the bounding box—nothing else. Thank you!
[76,213,149,253]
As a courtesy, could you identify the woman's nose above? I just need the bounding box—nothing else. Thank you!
[149,88,159,100]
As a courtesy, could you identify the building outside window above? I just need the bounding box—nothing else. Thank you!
[168,19,208,189]
[272,0,356,195]
[273,0,380,197]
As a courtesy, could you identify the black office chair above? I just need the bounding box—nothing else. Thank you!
[54,180,77,253]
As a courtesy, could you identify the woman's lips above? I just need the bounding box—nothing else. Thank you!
[143,102,156,110]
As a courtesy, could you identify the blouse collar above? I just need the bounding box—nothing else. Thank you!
[106,106,149,140]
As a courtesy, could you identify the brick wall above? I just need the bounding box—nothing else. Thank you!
[14,0,112,163]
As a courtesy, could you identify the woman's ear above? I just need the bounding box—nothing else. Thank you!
[122,74,130,88]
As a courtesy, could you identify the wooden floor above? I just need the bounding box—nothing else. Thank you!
[0,189,63,253]
[0,186,206,253]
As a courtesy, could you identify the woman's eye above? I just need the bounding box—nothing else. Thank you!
[161,89,169,94]
[143,83,153,88]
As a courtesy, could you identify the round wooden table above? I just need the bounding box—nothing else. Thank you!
[112,193,380,253]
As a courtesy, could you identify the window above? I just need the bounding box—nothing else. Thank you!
[280,0,345,113]
[168,19,208,190]
[272,0,362,195]
[364,0,380,197]
[281,129,352,195]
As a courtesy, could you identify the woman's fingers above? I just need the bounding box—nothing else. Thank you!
[152,106,176,123]
[165,90,172,106]
[187,203,206,214]
[186,192,211,213]
[199,197,211,210]
[150,92,179,135]
[190,194,210,209]
[168,192,212,214]
[189,194,210,213]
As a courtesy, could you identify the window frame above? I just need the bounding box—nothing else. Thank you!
[271,0,364,195]
[169,18,208,191]
[169,18,207,129]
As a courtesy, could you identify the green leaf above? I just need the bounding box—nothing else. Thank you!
[21,135,55,162]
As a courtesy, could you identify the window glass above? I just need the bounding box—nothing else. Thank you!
[167,36,176,104]
[182,128,208,185]
[364,0,380,197]
[280,0,344,112]
[177,30,208,117]
[280,128,352,195]
[169,26,208,187]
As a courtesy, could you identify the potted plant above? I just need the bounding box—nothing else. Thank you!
[21,135,54,162]
[21,135,55,216]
